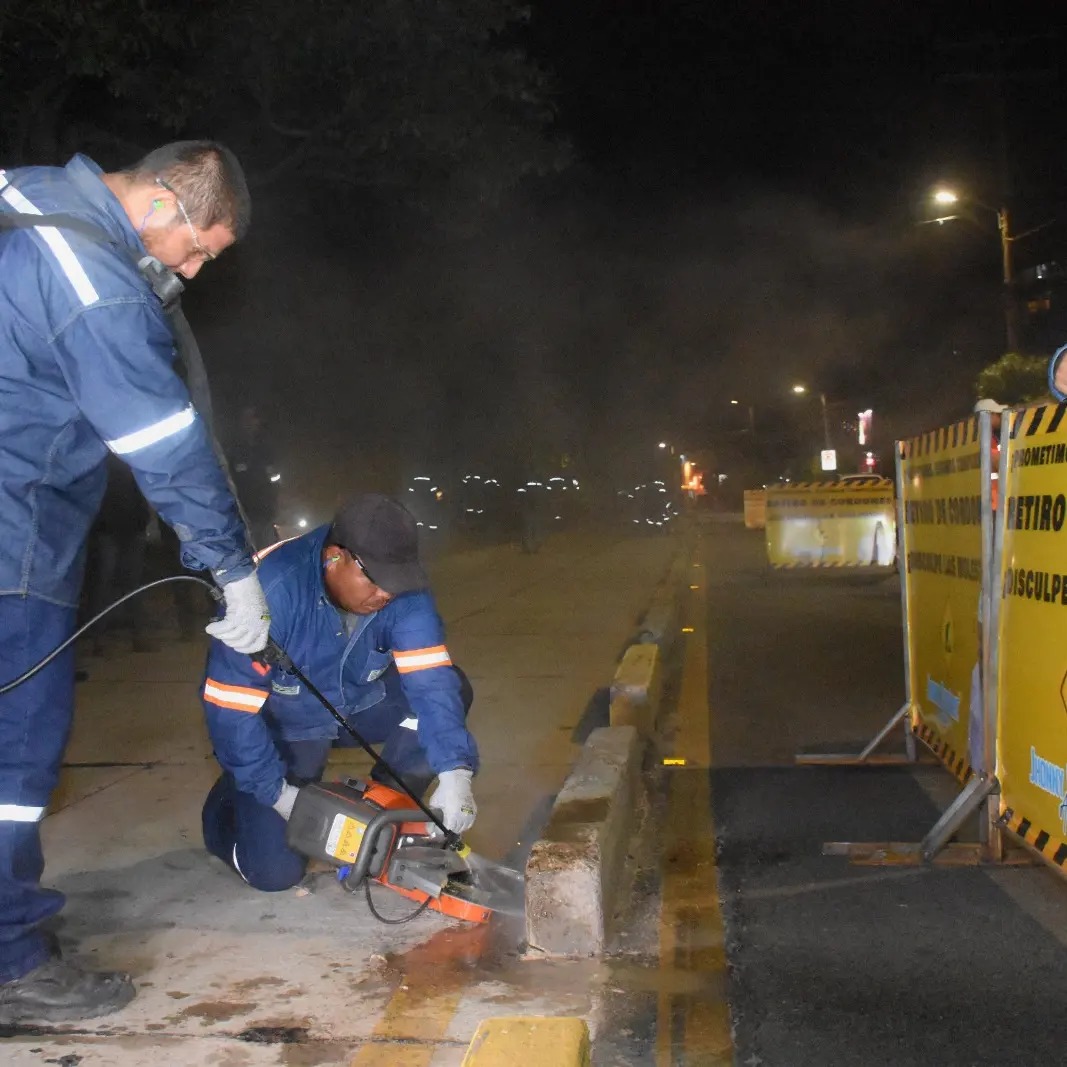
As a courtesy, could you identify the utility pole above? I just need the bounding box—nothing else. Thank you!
[819,393,832,452]
[997,205,1020,352]
[939,31,1056,354]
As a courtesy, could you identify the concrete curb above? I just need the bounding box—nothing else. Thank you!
[609,642,661,737]
[462,1016,591,1065]
[614,545,687,735]
[521,543,688,960]
[634,549,688,650]
[525,724,641,956]
[524,546,689,957]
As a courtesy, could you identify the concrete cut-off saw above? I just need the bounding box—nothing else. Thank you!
[286,776,524,924]
[256,638,523,926]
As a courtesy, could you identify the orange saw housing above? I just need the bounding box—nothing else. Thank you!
[286,778,493,924]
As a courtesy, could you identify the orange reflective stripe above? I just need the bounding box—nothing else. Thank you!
[203,678,269,713]
[252,536,298,564]
[393,644,452,674]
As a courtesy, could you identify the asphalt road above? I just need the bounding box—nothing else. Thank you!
[699,521,1067,1067]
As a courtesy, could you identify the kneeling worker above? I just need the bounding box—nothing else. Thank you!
[200,493,479,891]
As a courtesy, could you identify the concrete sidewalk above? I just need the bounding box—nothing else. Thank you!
[7,527,678,1065]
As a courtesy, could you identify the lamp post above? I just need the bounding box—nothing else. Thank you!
[729,398,757,436]
[929,187,1052,354]
[791,384,832,452]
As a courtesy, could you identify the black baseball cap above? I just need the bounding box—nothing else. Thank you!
[328,494,428,595]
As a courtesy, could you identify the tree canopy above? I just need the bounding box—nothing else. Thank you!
[0,0,564,211]
[974,352,1049,405]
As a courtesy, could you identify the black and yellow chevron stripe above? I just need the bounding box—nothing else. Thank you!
[912,720,972,785]
[1000,808,1067,869]
[900,415,981,460]
[771,560,886,569]
[1008,402,1067,440]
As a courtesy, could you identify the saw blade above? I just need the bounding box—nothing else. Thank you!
[453,852,525,917]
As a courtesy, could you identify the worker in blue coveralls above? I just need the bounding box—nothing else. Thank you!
[200,493,479,892]
[0,144,271,1023]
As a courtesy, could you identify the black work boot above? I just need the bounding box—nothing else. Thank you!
[0,959,135,1023]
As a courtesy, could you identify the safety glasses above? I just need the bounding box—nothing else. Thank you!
[155,177,217,262]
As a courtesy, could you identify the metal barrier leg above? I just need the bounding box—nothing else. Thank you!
[824,775,1034,867]
[903,717,917,762]
[918,773,997,861]
[795,703,921,766]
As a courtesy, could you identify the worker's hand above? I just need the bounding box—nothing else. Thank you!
[428,769,477,834]
[206,572,271,654]
[272,782,300,821]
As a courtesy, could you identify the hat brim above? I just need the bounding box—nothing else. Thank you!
[362,558,429,596]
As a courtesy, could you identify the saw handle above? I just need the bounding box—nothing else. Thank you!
[256,638,464,850]
[338,807,427,892]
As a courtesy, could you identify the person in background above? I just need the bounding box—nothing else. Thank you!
[1049,345,1067,401]
[228,404,281,550]
[83,455,153,654]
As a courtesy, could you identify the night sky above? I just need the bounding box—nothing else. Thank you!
[4,1,1067,506]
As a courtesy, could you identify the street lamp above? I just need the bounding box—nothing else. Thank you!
[927,185,1053,354]
[729,398,756,435]
[792,383,833,452]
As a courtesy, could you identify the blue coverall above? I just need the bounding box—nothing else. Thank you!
[200,527,478,890]
[0,156,252,982]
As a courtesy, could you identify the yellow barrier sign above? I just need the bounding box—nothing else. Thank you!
[765,479,895,567]
[743,488,767,530]
[899,417,987,780]
[995,403,1067,862]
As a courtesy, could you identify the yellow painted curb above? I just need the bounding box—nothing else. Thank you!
[462,1016,591,1066]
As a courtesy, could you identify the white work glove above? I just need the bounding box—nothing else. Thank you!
[206,572,271,654]
[272,782,300,821]
[428,769,477,834]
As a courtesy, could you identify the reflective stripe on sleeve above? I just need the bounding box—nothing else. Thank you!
[252,537,298,564]
[0,804,46,822]
[0,175,100,306]
[399,717,418,731]
[393,645,452,674]
[106,404,196,455]
[203,679,269,713]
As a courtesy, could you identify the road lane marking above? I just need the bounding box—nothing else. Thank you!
[348,985,465,1066]
[348,924,492,1066]
[656,560,733,1065]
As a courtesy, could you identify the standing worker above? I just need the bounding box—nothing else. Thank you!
[0,143,271,1022]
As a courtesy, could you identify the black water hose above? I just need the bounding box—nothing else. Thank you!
[0,577,463,851]
[261,639,461,849]
[364,881,432,924]
[0,574,219,695]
